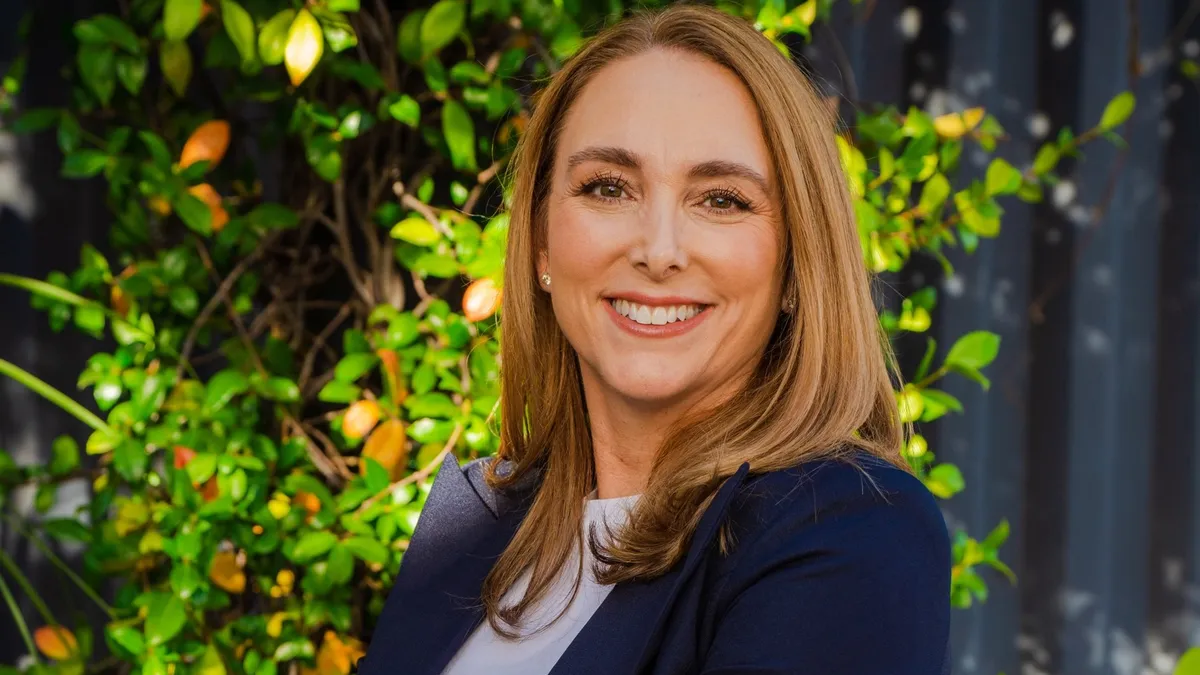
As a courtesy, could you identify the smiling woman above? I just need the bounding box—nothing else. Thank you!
[356,5,950,675]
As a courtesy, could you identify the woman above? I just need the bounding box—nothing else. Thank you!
[358,4,950,674]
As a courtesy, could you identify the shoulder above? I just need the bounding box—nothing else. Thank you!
[719,450,949,574]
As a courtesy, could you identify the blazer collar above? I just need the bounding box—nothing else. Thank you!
[372,454,751,675]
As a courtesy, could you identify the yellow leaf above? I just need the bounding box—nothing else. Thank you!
[180,120,231,171]
[343,400,381,441]
[285,9,324,86]
[932,107,985,139]
[34,625,77,661]
[266,612,289,638]
[208,550,246,594]
[361,419,408,480]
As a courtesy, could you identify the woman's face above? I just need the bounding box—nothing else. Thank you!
[542,48,785,410]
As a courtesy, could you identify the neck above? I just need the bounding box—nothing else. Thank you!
[585,392,670,499]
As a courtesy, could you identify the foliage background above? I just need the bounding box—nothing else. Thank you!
[0,1,1196,674]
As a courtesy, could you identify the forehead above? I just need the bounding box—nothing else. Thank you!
[555,49,772,180]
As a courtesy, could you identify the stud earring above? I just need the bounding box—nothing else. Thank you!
[540,272,552,287]
[782,296,796,313]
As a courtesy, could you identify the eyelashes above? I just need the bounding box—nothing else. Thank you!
[569,170,757,214]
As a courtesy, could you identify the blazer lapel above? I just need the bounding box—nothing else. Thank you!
[359,454,529,675]
[549,462,752,675]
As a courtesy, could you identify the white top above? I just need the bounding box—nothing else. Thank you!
[442,491,641,675]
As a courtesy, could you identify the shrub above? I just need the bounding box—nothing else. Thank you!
[0,1,1131,673]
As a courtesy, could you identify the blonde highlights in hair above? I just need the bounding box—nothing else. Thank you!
[483,3,905,637]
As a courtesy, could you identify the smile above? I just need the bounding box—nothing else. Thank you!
[603,295,712,337]
[609,298,704,325]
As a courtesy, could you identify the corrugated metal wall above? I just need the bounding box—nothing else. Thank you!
[1,1,1198,673]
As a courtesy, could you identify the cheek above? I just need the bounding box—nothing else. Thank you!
[545,200,628,284]
[706,225,782,306]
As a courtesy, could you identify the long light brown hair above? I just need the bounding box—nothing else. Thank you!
[484,3,905,636]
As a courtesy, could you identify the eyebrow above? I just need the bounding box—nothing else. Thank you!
[564,145,772,195]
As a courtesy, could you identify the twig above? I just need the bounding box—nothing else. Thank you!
[357,424,464,513]
[397,189,455,239]
[304,423,353,480]
[176,237,272,381]
[298,304,352,392]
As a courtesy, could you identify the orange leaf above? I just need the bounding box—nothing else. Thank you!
[34,625,77,661]
[149,195,172,216]
[208,550,246,594]
[180,120,231,171]
[377,349,401,401]
[315,631,366,675]
[361,419,408,479]
[201,476,220,502]
[173,446,196,469]
[295,490,321,517]
[343,400,381,441]
[188,183,229,232]
[110,285,131,317]
[462,277,501,322]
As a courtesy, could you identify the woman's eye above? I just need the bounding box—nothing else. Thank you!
[592,183,625,199]
[704,193,746,211]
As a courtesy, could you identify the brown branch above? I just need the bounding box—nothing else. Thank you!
[396,188,455,239]
[175,236,274,381]
[298,304,352,393]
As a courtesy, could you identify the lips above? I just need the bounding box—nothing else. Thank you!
[602,294,712,337]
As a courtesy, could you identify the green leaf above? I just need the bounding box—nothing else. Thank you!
[984,158,1022,196]
[49,435,80,476]
[441,99,476,171]
[390,217,440,246]
[919,389,963,422]
[78,44,116,106]
[273,640,314,662]
[318,381,361,403]
[185,453,217,484]
[1032,143,1059,176]
[62,149,109,178]
[204,370,250,412]
[247,203,300,229]
[397,9,425,63]
[327,545,354,585]
[291,531,337,562]
[163,0,204,41]
[362,457,390,493]
[329,0,360,10]
[86,15,141,53]
[160,39,192,96]
[917,173,950,215]
[1097,91,1135,131]
[43,518,92,543]
[143,593,186,645]
[94,377,123,410]
[305,134,342,181]
[220,1,257,65]
[420,0,465,58]
[388,95,420,127]
[259,377,300,402]
[258,9,296,65]
[115,53,148,94]
[343,536,389,565]
[926,463,965,499]
[450,61,489,84]
[107,624,145,657]
[11,108,60,134]
[945,330,1001,370]
[172,191,211,235]
[335,353,378,382]
[313,8,357,53]
[168,286,199,316]
[85,429,118,455]
[404,392,459,419]
[412,251,459,278]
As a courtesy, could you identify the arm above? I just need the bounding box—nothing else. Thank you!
[700,486,951,674]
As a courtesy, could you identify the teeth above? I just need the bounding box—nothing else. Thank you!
[610,299,704,325]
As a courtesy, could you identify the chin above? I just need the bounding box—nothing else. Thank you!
[601,365,703,407]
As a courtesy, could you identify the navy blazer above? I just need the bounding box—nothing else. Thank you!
[357,451,952,674]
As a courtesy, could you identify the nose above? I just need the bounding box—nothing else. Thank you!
[629,204,687,280]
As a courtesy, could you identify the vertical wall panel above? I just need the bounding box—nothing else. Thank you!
[1060,1,1169,674]
[936,2,1040,674]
